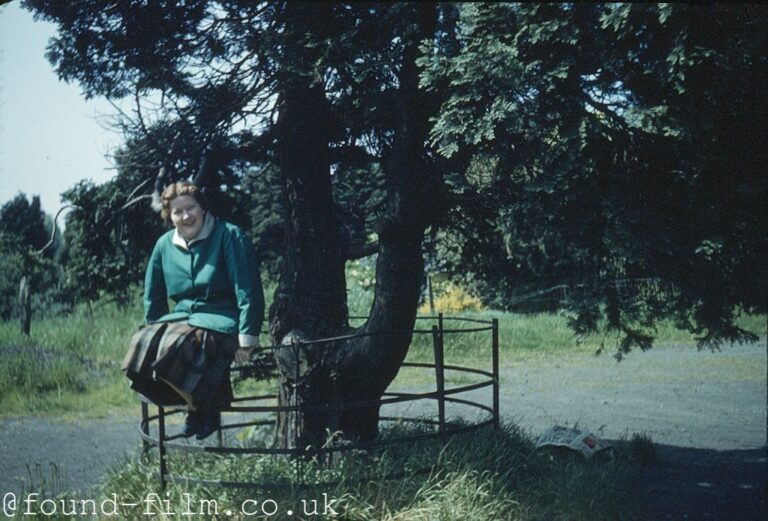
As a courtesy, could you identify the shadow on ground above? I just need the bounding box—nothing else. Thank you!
[629,444,767,520]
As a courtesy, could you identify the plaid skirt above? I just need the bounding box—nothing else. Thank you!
[121,322,238,411]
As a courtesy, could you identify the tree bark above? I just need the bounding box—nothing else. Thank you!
[269,3,438,450]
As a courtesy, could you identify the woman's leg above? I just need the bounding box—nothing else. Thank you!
[192,331,238,440]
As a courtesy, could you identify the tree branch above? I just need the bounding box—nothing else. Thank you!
[345,241,379,261]
[35,205,81,256]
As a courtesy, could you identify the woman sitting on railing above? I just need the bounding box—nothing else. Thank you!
[122,180,264,440]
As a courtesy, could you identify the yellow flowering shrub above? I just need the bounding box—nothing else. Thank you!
[419,283,485,314]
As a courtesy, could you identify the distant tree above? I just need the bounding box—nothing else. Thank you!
[61,179,157,305]
[0,194,63,320]
[241,163,285,280]
[59,122,257,305]
[0,193,51,253]
[0,232,28,320]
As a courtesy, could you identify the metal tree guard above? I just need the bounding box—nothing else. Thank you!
[137,314,500,489]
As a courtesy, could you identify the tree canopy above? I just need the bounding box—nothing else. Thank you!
[23,1,767,355]
[421,4,767,350]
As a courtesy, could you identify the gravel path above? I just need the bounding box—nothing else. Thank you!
[0,417,139,498]
[1,340,765,519]
[495,341,766,449]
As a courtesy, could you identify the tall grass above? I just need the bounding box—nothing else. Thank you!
[1,277,765,417]
[0,298,145,416]
[9,423,637,520]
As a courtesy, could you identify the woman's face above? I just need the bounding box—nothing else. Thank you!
[170,195,205,240]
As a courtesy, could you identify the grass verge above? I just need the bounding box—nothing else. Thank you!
[1,295,765,418]
[9,423,639,521]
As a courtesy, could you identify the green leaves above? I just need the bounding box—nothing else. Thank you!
[19,1,766,354]
[422,3,767,353]
[0,195,65,320]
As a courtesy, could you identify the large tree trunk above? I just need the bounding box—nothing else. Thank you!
[269,3,438,450]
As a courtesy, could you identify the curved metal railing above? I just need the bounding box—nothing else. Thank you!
[138,314,500,489]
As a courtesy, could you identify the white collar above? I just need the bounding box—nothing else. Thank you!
[172,213,215,250]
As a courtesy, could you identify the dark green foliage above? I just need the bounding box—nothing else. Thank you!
[0,243,67,322]
[0,194,66,320]
[61,179,160,304]
[0,193,51,252]
[0,233,28,320]
[242,164,285,280]
[58,121,260,304]
[24,1,427,293]
[58,125,178,304]
[623,433,658,467]
[22,1,767,355]
[421,4,767,351]
[332,163,386,255]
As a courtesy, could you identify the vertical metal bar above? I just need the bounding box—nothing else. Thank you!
[492,318,500,430]
[332,371,341,467]
[141,402,149,453]
[432,319,445,433]
[158,406,167,490]
[438,314,446,432]
[293,341,303,485]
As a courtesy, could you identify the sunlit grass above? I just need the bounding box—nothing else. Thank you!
[1,284,765,419]
[12,423,634,521]
[0,300,143,417]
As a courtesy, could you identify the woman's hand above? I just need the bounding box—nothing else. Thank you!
[234,347,256,364]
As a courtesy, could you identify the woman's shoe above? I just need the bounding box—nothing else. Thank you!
[181,411,202,437]
[195,411,221,440]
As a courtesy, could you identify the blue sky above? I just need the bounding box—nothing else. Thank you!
[0,1,122,217]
